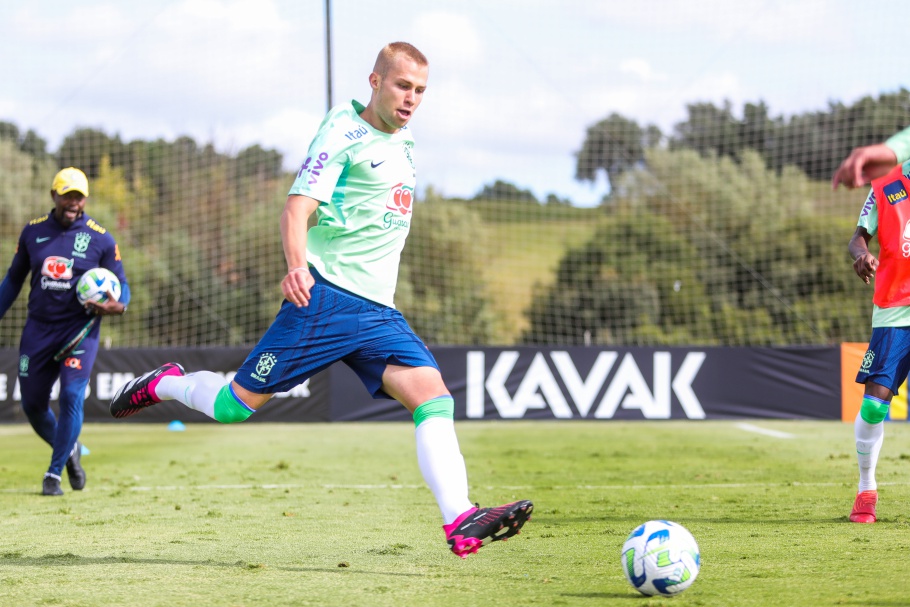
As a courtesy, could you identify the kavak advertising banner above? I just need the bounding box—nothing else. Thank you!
[331,346,843,421]
[0,345,849,423]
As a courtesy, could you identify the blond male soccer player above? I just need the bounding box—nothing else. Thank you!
[110,42,532,557]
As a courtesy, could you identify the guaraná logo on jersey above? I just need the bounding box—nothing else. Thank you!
[41,256,74,280]
[386,183,414,216]
[883,180,908,205]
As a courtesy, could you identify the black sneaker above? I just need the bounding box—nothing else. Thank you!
[42,474,63,496]
[66,441,86,490]
[110,362,185,419]
[442,499,533,558]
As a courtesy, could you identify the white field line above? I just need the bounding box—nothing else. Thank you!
[5,481,909,494]
[735,422,796,439]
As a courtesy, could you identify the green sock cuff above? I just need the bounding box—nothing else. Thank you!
[413,396,454,427]
[213,384,255,424]
[860,396,890,424]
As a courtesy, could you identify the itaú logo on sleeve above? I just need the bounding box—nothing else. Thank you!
[465,350,706,419]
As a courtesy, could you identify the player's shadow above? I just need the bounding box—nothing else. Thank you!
[561,593,642,601]
[0,553,425,576]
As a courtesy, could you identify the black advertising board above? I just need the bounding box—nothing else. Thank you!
[0,345,840,423]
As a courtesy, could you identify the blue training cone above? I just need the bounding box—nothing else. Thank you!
[80,444,90,456]
[168,420,186,432]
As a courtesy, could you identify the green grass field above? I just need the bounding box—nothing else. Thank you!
[2,420,909,607]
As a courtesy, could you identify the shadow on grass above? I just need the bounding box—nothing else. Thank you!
[0,553,426,576]
[561,593,641,601]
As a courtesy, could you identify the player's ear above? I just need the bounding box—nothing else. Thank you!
[369,72,381,91]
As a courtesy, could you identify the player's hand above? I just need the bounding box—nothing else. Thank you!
[853,253,878,284]
[282,267,314,307]
[85,291,127,315]
[832,144,898,190]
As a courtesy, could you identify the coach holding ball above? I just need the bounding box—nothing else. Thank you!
[0,167,129,495]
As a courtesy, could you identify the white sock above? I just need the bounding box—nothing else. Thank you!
[855,412,884,493]
[415,418,475,525]
[155,371,227,420]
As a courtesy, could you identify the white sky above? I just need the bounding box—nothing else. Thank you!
[0,0,904,206]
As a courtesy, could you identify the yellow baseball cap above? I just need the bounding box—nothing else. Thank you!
[51,167,89,197]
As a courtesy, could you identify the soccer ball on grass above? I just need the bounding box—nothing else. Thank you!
[621,520,700,596]
[76,268,121,305]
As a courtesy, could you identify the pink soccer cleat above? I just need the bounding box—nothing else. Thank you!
[443,500,533,558]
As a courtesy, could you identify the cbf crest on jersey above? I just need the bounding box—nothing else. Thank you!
[883,180,908,205]
[73,232,91,255]
[403,141,415,169]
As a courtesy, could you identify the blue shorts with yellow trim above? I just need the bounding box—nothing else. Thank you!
[235,270,438,399]
[856,326,910,395]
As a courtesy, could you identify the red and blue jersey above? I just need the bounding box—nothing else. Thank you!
[0,211,130,323]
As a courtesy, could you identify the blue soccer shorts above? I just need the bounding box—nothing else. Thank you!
[855,326,910,394]
[234,270,438,398]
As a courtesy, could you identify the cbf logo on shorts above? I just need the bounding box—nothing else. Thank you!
[861,350,875,373]
[883,180,908,205]
[19,355,29,377]
[251,353,278,383]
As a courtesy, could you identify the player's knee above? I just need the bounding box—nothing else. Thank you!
[412,396,454,427]
[213,384,256,424]
[860,395,890,424]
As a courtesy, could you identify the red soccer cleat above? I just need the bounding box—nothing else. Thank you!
[849,490,878,523]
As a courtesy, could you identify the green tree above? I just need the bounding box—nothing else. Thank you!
[473,180,538,203]
[575,113,661,186]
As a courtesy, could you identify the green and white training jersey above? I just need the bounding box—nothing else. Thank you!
[288,100,417,308]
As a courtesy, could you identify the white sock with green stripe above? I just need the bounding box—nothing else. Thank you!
[413,397,474,525]
[157,372,255,423]
[855,396,889,492]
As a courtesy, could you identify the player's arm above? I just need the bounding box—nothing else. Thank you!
[280,194,319,307]
[848,226,877,284]
[832,144,899,190]
[0,232,32,320]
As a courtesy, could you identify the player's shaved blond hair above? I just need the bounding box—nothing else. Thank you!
[373,42,428,77]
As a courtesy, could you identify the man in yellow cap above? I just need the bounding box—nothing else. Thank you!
[0,167,130,495]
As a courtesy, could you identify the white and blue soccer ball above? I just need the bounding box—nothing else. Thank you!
[621,520,700,596]
[76,267,121,305]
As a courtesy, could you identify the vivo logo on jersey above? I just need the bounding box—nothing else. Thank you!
[883,180,908,205]
[465,350,706,419]
[344,125,368,141]
[298,152,329,185]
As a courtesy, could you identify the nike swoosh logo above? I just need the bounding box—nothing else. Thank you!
[36,237,50,243]
[370,160,385,168]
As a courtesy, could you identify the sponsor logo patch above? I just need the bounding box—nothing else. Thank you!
[883,180,908,205]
